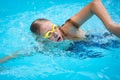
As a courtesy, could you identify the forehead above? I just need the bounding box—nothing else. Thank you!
[40,21,53,35]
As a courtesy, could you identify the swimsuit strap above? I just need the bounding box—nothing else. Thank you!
[65,19,80,28]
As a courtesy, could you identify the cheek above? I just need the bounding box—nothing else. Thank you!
[49,37,56,41]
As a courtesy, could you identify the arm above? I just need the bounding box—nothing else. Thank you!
[64,0,120,37]
[0,49,33,64]
[0,50,19,64]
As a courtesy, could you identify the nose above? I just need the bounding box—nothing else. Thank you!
[53,32,58,38]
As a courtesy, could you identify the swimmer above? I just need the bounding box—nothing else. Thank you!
[30,0,120,42]
[1,0,120,63]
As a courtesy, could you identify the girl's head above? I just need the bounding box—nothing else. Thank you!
[30,18,64,42]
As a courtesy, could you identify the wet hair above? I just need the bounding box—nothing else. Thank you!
[30,18,49,34]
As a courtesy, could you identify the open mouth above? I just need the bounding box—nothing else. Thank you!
[57,36,61,42]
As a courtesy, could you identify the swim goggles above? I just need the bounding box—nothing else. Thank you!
[44,24,58,39]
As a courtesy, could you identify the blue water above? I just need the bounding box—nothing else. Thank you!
[0,0,120,80]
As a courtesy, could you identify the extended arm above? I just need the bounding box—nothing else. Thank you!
[0,51,19,64]
[0,49,32,64]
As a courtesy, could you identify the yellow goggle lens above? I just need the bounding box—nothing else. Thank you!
[44,24,58,39]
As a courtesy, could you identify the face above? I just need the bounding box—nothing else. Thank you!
[38,21,64,42]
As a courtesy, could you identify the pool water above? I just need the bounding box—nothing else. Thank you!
[0,0,120,80]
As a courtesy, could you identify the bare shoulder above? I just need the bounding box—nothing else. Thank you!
[61,22,86,40]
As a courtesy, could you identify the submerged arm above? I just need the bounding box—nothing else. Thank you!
[0,49,33,64]
[0,50,19,64]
